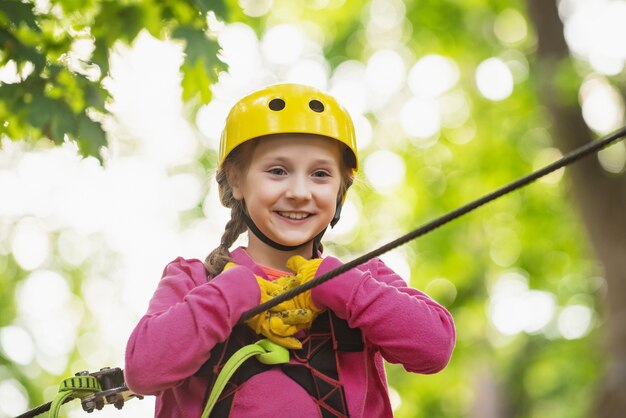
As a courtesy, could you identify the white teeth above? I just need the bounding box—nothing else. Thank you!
[278,211,310,220]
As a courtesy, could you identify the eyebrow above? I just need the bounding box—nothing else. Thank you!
[262,156,338,166]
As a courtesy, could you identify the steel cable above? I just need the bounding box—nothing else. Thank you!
[240,125,626,322]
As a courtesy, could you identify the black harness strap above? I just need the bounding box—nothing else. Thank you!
[196,311,363,418]
[196,325,274,416]
[281,315,350,418]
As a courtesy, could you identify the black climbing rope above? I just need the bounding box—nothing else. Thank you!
[240,125,626,321]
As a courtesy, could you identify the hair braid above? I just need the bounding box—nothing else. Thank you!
[204,167,247,277]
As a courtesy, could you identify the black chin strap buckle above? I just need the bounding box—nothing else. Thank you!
[330,201,343,228]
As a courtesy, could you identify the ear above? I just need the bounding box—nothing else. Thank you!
[226,169,244,200]
[232,184,243,200]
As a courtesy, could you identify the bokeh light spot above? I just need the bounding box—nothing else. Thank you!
[369,0,406,31]
[286,59,329,90]
[580,76,625,134]
[239,0,273,17]
[400,98,441,139]
[261,24,305,65]
[0,379,29,417]
[489,272,556,336]
[330,60,369,115]
[11,218,49,271]
[363,150,406,194]
[380,250,411,282]
[388,385,402,412]
[425,278,458,306]
[218,23,261,71]
[494,9,528,45]
[408,55,459,98]
[597,142,626,174]
[365,49,406,96]
[558,305,593,339]
[475,58,514,101]
[533,148,564,185]
[0,326,35,365]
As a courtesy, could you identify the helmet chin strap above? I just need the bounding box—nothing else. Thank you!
[242,200,343,258]
[242,211,305,252]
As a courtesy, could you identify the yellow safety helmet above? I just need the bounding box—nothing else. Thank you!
[219,83,358,171]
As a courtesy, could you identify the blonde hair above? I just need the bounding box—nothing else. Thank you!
[204,139,354,277]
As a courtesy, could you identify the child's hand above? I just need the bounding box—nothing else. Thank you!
[245,276,317,349]
[243,311,305,350]
[269,274,302,296]
[286,256,323,285]
[226,261,326,349]
[275,256,324,313]
[245,276,315,350]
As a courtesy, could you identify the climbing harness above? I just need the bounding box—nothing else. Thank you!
[201,339,290,418]
[196,311,362,418]
[14,124,626,418]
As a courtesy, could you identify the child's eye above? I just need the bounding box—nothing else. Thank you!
[312,170,331,178]
[268,167,287,176]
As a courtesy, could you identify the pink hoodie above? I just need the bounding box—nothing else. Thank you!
[125,248,455,417]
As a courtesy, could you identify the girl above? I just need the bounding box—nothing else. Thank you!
[124,83,456,417]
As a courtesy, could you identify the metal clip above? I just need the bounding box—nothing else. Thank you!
[80,367,143,413]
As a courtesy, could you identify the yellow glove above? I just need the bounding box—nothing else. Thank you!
[224,261,324,349]
[245,276,314,349]
[279,255,324,314]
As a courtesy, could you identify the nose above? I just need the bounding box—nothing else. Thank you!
[285,174,312,200]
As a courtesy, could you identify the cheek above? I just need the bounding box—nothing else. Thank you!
[249,181,282,205]
[318,183,342,206]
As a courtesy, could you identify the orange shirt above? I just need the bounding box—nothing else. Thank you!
[259,265,291,281]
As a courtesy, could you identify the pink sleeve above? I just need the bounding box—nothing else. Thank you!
[311,257,455,374]
[124,258,260,395]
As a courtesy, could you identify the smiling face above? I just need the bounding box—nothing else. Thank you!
[230,133,345,266]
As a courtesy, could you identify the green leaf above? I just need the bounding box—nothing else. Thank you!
[92,2,146,77]
[76,114,106,161]
[0,0,40,31]
[192,0,227,19]
[0,28,46,70]
[181,58,212,103]
[173,25,226,102]
[116,4,146,43]
[0,82,20,106]
[172,25,207,64]
[140,1,164,39]
[47,101,75,144]
[27,95,55,129]
[92,37,110,78]
[94,2,145,44]
[173,25,225,85]
[83,83,108,113]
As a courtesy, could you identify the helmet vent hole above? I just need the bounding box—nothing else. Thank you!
[309,99,324,113]
[268,98,286,111]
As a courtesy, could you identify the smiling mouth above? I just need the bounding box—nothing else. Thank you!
[276,211,312,220]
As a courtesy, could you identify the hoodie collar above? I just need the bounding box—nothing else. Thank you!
[230,247,268,279]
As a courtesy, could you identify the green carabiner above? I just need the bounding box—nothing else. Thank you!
[49,374,101,418]
[201,339,290,418]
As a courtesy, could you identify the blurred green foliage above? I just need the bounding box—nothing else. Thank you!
[1,0,622,417]
[0,0,226,161]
